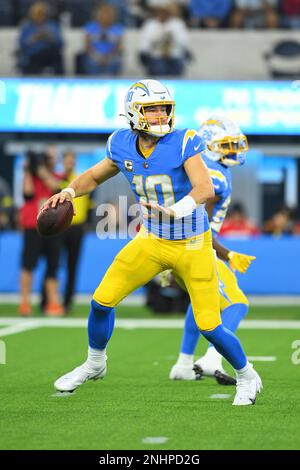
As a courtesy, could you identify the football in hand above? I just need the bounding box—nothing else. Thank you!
[37,200,73,236]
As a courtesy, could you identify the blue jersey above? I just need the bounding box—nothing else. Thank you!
[202,156,232,237]
[106,128,210,240]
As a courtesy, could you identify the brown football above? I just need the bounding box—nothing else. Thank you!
[37,200,73,236]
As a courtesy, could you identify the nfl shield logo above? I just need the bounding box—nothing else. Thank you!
[124,160,133,172]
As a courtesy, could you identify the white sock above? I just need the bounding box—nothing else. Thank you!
[235,361,255,379]
[201,347,223,370]
[177,353,194,367]
[85,346,106,370]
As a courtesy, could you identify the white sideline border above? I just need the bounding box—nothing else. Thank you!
[1,294,300,306]
[1,318,300,338]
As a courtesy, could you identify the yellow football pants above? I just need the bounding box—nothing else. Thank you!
[174,258,248,312]
[93,226,221,331]
[217,258,248,311]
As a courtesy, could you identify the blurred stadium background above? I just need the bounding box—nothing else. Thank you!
[0,0,300,306]
[0,0,300,451]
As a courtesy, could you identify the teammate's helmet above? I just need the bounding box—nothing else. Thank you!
[199,115,248,167]
[124,79,175,137]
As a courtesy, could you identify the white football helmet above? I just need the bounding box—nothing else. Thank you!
[199,115,248,167]
[124,79,175,137]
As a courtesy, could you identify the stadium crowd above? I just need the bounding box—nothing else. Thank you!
[0,1,296,76]
[1,1,300,29]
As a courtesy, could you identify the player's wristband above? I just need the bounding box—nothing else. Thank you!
[170,195,197,219]
[61,187,76,199]
[227,251,234,261]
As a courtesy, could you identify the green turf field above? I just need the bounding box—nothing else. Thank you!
[1,304,300,450]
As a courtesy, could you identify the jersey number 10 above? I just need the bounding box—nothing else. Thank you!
[132,174,175,206]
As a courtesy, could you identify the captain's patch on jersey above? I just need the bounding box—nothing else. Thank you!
[124,160,133,172]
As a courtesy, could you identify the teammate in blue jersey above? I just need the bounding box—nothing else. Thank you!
[42,80,262,405]
[169,116,256,384]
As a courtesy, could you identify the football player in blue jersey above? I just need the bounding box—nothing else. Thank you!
[42,80,262,405]
[169,116,257,385]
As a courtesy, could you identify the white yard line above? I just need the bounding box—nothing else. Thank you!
[142,437,169,444]
[0,318,300,338]
[210,394,231,399]
[0,318,31,325]
[248,356,277,362]
[0,320,42,338]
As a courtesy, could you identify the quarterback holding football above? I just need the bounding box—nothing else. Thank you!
[42,80,262,406]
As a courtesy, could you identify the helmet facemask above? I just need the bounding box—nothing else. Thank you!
[207,135,248,166]
[134,102,175,137]
[199,116,248,167]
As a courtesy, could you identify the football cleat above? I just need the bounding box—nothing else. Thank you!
[214,370,237,386]
[194,358,236,385]
[232,367,263,406]
[54,361,107,393]
[169,363,203,381]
